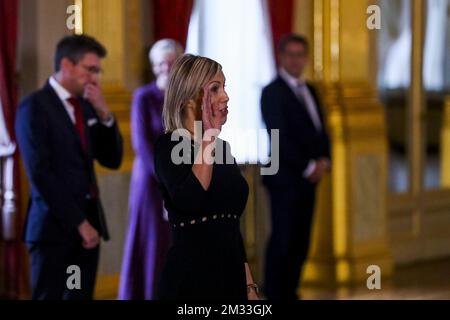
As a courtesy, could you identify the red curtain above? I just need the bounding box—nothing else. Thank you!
[0,0,18,125]
[267,0,294,60]
[152,0,194,48]
[151,0,294,60]
[0,0,22,299]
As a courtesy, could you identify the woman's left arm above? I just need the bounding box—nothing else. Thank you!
[245,263,260,300]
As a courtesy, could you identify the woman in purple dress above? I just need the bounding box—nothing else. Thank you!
[119,39,183,300]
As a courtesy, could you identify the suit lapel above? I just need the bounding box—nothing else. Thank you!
[306,83,325,122]
[277,76,300,106]
[277,77,318,131]
[79,98,96,160]
[43,83,89,157]
[44,84,99,195]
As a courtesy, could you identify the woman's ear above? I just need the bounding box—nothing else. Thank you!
[196,88,204,107]
[185,99,196,111]
[191,89,204,119]
[185,98,202,120]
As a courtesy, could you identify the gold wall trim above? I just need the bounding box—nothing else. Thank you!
[95,274,119,300]
[386,0,450,266]
[313,0,340,82]
[313,0,324,81]
[389,189,450,214]
[329,0,340,82]
[409,0,425,238]
[409,0,425,196]
[441,96,450,187]
[74,0,83,34]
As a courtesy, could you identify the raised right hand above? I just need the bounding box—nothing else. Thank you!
[201,87,223,134]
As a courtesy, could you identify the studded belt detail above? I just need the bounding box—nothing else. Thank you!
[172,213,239,228]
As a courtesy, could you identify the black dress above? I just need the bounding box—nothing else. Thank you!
[154,132,249,300]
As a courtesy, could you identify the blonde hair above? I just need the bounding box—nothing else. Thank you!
[163,54,222,132]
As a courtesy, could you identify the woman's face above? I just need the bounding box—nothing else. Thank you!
[203,71,229,125]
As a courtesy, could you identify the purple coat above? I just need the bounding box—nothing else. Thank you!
[118,82,170,299]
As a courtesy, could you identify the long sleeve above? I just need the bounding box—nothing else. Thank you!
[90,116,123,169]
[261,87,311,177]
[307,84,331,160]
[130,89,160,174]
[15,97,85,230]
[154,134,209,214]
[79,98,123,170]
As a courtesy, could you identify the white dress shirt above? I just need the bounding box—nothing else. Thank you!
[279,68,322,131]
[278,68,324,178]
[49,76,76,124]
[49,76,114,127]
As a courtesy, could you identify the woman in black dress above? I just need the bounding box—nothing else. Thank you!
[154,54,259,300]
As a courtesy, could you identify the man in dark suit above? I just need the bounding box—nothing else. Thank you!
[15,35,123,300]
[261,34,331,300]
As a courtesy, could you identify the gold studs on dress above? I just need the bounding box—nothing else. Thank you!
[172,213,239,227]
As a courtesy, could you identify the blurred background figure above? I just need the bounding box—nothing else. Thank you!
[261,34,330,300]
[118,39,183,300]
[15,34,123,300]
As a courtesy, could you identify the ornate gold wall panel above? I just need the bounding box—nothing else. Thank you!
[441,97,450,187]
[80,0,146,298]
[82,0,144,174]
[298,0,394,286]
[389,0,450,266]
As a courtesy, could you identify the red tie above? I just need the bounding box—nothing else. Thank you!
[67,97,98,199]
[67,97,88,152]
